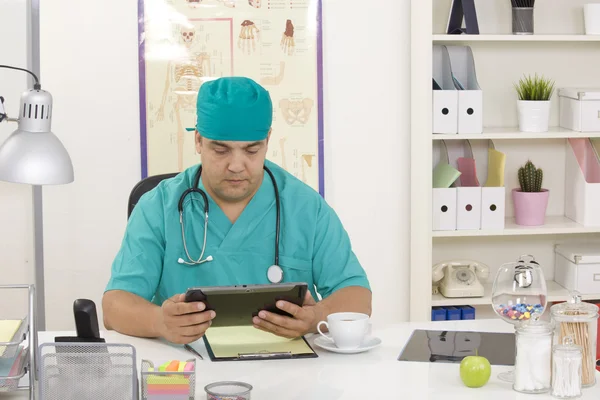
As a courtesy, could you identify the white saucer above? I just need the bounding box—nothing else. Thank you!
[313,336,382,354]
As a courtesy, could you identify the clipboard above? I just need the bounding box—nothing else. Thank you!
[201,326,318,362]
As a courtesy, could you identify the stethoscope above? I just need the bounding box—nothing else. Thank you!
[177,164,284,284]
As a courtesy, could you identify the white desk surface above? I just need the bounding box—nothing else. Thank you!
[5,318,600,399]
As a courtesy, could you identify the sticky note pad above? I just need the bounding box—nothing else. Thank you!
[0,320,22,357]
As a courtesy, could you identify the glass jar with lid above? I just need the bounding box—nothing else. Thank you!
[513,313,553,393]
[550,292,599,388]
[552,335,583,399]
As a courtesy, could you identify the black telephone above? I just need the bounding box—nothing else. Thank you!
[54,299,105,343]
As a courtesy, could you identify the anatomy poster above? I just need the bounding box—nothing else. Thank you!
[137,0,324,195]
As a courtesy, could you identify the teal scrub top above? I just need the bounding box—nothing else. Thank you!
[105,160,370,305]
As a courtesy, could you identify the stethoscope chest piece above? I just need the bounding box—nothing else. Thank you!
[267,264,283,284]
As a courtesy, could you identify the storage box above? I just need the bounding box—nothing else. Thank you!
[559,88,600,132]
[555,244,600,295]
[431,307,447,321]
[457,305,475,320]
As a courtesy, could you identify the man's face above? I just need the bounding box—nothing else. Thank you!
[196,131,270,203]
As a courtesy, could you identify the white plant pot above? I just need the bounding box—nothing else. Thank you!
[517,100,551,133]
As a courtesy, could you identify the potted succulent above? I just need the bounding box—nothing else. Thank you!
[512,160,549,226]
[514,74,555,133]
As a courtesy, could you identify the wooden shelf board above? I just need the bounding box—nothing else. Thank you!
[433,34,600,42]
[432,280,600,307]
[433,216,600,238]
[432,127,600,140]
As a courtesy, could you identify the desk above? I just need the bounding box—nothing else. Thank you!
[5,319,600,399]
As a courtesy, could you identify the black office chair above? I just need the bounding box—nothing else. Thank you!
[127,172,178,219]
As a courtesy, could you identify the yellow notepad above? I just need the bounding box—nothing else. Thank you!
[0,320,22,356]
[484,148,506,187]
[203,326,315,360]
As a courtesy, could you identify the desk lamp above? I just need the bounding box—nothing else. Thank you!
[0,64,74,331]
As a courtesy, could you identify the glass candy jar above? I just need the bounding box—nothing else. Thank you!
[513,315,553,394]
[550,293,599,388]
[552,336,583,399]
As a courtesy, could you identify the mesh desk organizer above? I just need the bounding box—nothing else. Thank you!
[0,284,37,400]
[38,342,138,400]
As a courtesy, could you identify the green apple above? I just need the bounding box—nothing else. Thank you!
[460,354,491,388]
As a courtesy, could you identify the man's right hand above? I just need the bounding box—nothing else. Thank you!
[156,293,216,344]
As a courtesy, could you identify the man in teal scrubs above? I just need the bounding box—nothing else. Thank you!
[103,77,371,345]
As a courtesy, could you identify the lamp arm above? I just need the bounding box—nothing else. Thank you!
[0,96,5,123]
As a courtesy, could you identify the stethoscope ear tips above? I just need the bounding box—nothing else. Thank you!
[206,255,213,261]
[178,258,185,264]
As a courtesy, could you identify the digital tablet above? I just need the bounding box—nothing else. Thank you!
[184,282,308,327]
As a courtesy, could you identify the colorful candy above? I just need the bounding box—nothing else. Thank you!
[495,303,543,321]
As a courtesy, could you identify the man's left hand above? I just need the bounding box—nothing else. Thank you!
[253,291,321,339]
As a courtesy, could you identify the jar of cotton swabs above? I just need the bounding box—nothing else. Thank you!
[513,312,553,394]
[550,292,598,388]
[552,335,582,399]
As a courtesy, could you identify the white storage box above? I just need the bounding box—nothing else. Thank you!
[559,88,600,132]
[555,244,600,295]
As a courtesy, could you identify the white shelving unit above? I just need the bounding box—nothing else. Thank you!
[410,0,600,322]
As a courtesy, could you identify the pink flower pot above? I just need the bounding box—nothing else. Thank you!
[512,188,549,226]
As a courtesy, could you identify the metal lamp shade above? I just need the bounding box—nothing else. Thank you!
[0,128,74,185]
[0,89,73,185]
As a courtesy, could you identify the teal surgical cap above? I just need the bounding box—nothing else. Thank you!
[185,77,273,141]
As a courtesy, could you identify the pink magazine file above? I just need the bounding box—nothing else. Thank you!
[565,138,600,226]
[569,138,600,183]
[568,138,600,183]
[457,157,480,187]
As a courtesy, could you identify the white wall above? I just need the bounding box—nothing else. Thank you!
[0,0,34,318]
[0,0,414,330]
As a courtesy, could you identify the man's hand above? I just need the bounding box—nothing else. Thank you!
[252,291,321,339]
[156,294,216,344]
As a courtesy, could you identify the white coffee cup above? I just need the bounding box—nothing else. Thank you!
[316,312,370,350]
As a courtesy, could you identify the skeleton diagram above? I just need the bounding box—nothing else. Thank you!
[301,154,315,183]
[281,19,295,55]
[278,137,315,184]
[156,25,211,172]
[185,0,236,7]
[248,0,261,7]
[279,98,313,125]
[238,20,260,55]
[279,137,288,170]
[260,61,285,86]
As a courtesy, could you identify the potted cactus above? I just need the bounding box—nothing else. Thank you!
[512,160,549,226]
